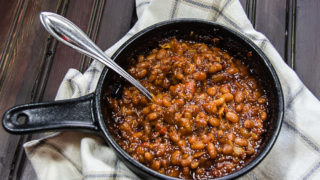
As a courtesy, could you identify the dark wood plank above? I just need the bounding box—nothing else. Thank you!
[0,0,63,179]
[0,1,21,57]
[294,0,320,98]
[254,0,287,58]
[95,0,136,50]
[41,0,95,101]
[19,0,136,179]
[42,0,136,101]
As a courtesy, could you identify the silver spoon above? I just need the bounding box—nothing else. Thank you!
[39,12,153,100]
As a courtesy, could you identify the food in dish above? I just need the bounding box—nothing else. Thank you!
[106,38,268,179]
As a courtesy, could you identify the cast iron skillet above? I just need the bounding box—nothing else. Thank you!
[2,19,284,180]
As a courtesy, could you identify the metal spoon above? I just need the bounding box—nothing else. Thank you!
[39,12,153,100]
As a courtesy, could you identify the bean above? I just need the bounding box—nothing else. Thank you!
[208,63,222,73]
[208,117,220,127]
[171,150,182,165]
[207,142,217,159]
[162,98,171,107]
[144,152,153,162]
[233,146,244,157]
[156,144,166,156]
[226,133,235,141]
[137,61,150,68]
[173,98,185,106]
[225,112,239,123]
[176,46,183,55]
[223,52,231,59]
[222,93,234,102]
[188,135,197,144]
[151,160,161,170]
[244,120,254,129]
[235,91,245,103]
[146,53,156,61]
[193,151,205,158]
[177,140,187,148]
[257,97,266,104]
[251,133,259,140]
[227,67,239,75]
[242,104,250,113]
[212,73,228,83]
[136,146,145,154]
[196,168,205,175]
[180,118,192,132]
[207,87,217,96]
[199,43,209,52]
[214,97,225,106]
[247,144,255,155]
[240,128,250,138]
[190,160,200,169]
[191,141,205,150]
[181,156,192,167]
[184,112,192,119]
[222,144,233,155]
[235,137,248,146]
[169,131,180,143]
[142,107,150,115]
[156,49,166,59]
[193,55,203,65]
[256,119,263,128]
[149,74,156,82]
[175,72,184,80]
[193,71,207,81]
[220,85,230,94]
[144,122,151,135]
[147,112,158,121]
[168,168,179,177]
[252,91,261,101]
[184,63,195,74]
[260,111,267,121]
[235,103,244,112]
[161,159,169,168]
[204,102,218,114]
[195,116,207,127]
[247,78,258,89]
[185,80,196,96]
[133,132,143,139]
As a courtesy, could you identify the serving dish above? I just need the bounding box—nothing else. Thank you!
[2,19,283,179]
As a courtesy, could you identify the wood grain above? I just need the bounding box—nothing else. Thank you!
[294,0,320,98]
[21,0,136,179]
[42,0,136,101]
[0,1,22,57]
[0,1,61,179]
[254,0,287,58]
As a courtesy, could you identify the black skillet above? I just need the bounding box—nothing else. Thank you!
[2,19,284,179]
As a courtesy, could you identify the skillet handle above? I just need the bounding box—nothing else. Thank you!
[2,93,99,134]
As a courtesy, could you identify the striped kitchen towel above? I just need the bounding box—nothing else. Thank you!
[23,0,320,180]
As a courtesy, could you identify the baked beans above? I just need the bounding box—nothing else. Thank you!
[106,38,268,179]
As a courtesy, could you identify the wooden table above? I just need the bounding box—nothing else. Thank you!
[0,0,319,179]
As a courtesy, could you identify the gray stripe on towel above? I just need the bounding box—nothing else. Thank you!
[284,120,320,153]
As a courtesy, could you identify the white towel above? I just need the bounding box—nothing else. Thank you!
[23,0,320,179]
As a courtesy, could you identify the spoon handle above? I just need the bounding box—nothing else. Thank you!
[39,12,153,100]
